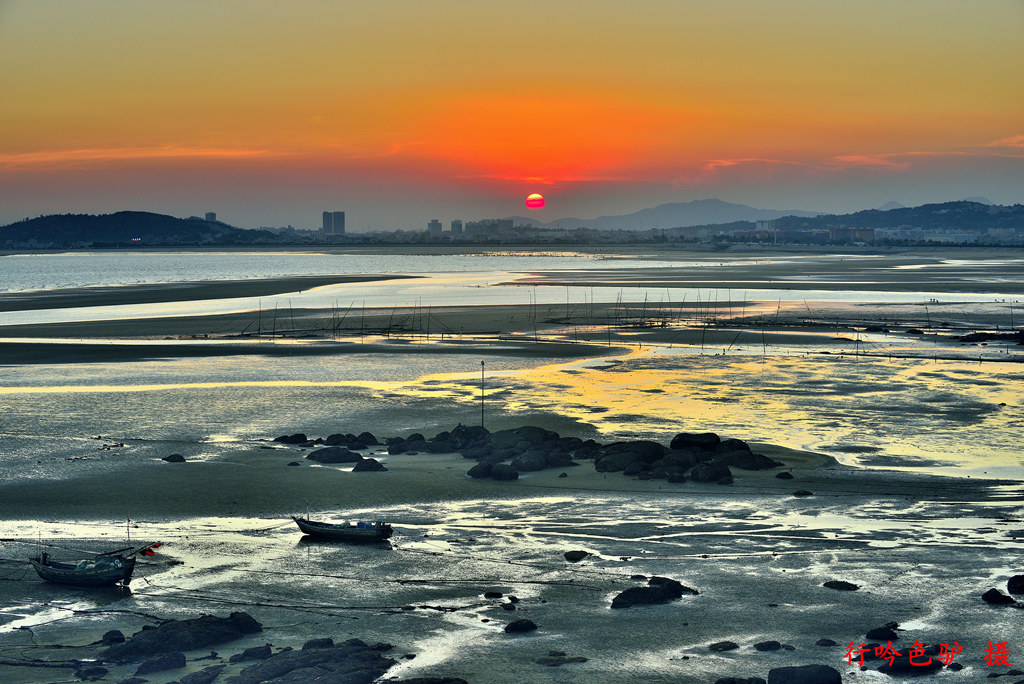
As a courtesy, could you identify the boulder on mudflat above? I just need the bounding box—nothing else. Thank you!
[490,464,519,481]
[755,640,782,651]
[466,462,493,479]
[179,665,226,684]
[229,644,273,662]
[274,433,308,444]
[134,651,186,675]
[611,576,697,608]
[488,426,559,450]
[564,550,590,562]
[767,664,841,684]
[822,580,859,591]
[690,461,732,483]
[162,453,185,463]
[352,458,387,472]
[1008,574,1024,595]
[776,472,794,480]
[982,588,1016,605]
[101,612,262,662]
[306,446,363,464]
[598,440,667,464]
[671,432,720,451]
[101,629,125,645]
[303,637,334,649]
[536,654,588,666]
[228,637,394,684]
[504,619,538,634]
[510,451,548,472]
[709,641,739,652]
[865,626,898,641]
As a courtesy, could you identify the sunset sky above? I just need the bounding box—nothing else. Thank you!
[2,1,1022,230]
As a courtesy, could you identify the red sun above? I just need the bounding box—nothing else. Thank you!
[525,193,545,209]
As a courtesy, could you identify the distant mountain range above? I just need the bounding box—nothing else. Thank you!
[510,199,822,231]
[1,200,1020,249]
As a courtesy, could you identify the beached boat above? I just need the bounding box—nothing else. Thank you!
[29,543,161,587]
[291,516,393,542]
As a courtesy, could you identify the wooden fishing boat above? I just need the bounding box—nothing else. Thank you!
[291,516,393,542]
[30,543,161,587]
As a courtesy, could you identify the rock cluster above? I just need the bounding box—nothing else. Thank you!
[271,424,783,485]
[227,637,395,684]
[100,612,262,663]
[611,576,699,609]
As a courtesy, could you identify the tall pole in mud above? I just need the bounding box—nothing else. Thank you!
[480,361,485,427]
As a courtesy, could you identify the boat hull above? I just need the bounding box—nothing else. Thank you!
[292,516,393,542]
[30,556,136,587]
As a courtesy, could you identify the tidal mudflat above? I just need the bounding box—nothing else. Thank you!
[0,250,1021,683]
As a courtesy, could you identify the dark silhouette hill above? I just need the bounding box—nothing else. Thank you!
[0,211,277,248]
[772,201,1023,232]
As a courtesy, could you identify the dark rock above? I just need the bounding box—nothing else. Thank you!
[490,464,519,481]
[611,577,697,609]
[286,461,301,466]
[545,450,576,468]
[564,550,590,562]
[101,629,126,645]
[792,490,814,497]
[982,588,1016,605]
[690,461,732,483]
[557,436,584,451]
[394,679,469,684]
[649,576,698,596]
[370,642,393,651]
[510,451,548,472]
[421,439,457,454]
[671,432,720,451]
[306,446,363,464]
[709,641,739,652]
[325,433,359,447]
[558,472,568,478]
[75,665,108,681]
[230,637,394,684]
[466,462,493,478]
[303,637,334,649]
[352,458,387,472]
[406,433,425,442]
[162,453,186,463]
[816,638,837,646]
[483,591,503,598]
[776,471,794,480]
[535,655,588,666]
[507,595,519,603]
[501,602,516,611]
[102,612,262,662]
[274,433,308,444]
[598,440,667,464]
[504,619,538,634]
[946,662,964,671]
[878,652,943,675]
[488,426,559,450]
[356,431,379,446]
[866,627,898,641]
[1007,575,1024,595]
[229,644,273,662]
[461,446,490,460]
[180,664,227,684]
[135,652,186,675]
[767,664,841,684]
[822,580,859,591]
[623,461,648,476]
[666,468,687,483]
[755,640,782,651]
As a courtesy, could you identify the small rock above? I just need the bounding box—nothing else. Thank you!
[483,591,503,598]
[536,655,588,666]
[501,602,516,611]
[558,472,568,478]
[302,637,334,649]
[982,588,1016,605]
[229,644,272,662]
[776,471,794,479]
[755,640,782,651]
[792,490,814,497]
[101,629,125,645]
[709,641,739,652]
[352,457,387,472]
[179,665,227,684]
[816,638,837,647]
[822,580,859,591]
[564,550,590,562]
[1006,575,1024,595]
[75,666,108,681]
[286,461,301,466]
[866,627,898,641]
[504,619,537,634]
[162,453,185,463]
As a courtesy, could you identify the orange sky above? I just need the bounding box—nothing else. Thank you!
[1,1,1022,229]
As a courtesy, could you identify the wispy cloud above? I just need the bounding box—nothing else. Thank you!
[0,145,267,169]
[986,134,1024,148]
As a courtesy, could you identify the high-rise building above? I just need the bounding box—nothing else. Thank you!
[205,212,217,222]
[427,219,443,235]
[450,219,463,234]
[322,211,345,235]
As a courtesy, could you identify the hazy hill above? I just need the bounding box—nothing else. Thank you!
[511,199,822,230]
[0,211,277,248]
[772,201,1024,233]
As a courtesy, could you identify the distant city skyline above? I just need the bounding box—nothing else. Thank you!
[1,1,1022,231]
